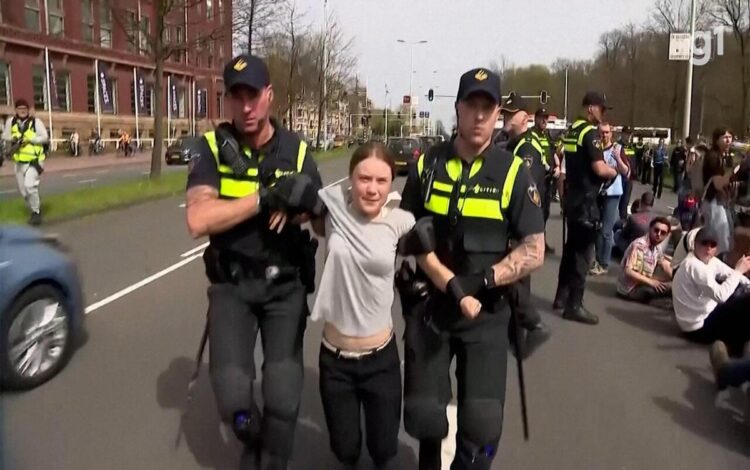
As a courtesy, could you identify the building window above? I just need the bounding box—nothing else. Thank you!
[47,0,64,36]
[81,0,94,42]
[175,26,185,62]
[206,0,213,19]
[0,62,10,107]
[32,66,47,110]
[125,10,137,53]
[130,80,153,116]
[24,0,41,32]
[216,92,223,118]
[87,74,96,113]
[208,40,215,69]
[56,71,71,112]
[218,0,224,25]
[178,87,186,118]
[100,0,112,48]
[139,16,150,55]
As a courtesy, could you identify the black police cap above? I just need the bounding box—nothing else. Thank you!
[223,54,270,92]
[582,91,613,110]
[456,68,501,104]
[535,107,549,118]
[501,93,528,114]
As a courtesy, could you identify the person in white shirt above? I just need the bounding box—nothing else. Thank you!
[311,142,415,469]
[673,227,750,356]
[671,226,701,273]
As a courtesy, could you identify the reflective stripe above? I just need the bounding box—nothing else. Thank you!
[425,193,450,215]
[220,179,259,197]
[433,180,454,193]
[297,141,307,172]
[513,136,544,158]
[623,147,635,156]
[218,164,259,177]
[501,157,523,210]
[461,197,502,220]
[204,130,259,198]
[417,153,425,176]
[577,125,595,145]
[10,123,44,162]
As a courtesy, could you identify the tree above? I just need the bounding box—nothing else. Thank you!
[113,0,227,179]
[232,0,277,54]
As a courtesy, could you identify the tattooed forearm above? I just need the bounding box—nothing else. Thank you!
[492,233,545,286]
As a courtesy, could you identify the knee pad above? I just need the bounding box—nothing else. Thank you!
[458,399,504,448]
[232,404,262,446]
[262,358,303,421]
[403,397,448,440]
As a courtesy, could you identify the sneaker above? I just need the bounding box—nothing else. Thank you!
[709,341,730,390]
[28,212,41,226]
[588,262,606,276]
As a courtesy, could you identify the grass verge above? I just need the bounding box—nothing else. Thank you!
[0,148,351,225]
[0,171,187,225]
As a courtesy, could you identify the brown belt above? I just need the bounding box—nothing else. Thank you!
[321,333,393,360]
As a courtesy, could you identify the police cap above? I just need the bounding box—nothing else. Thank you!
[457,68,501,104]
[621,125,632,134]
[223,54,270,92]
[534,107,549,118]
[501,93,527,114]
[582,91,613,110]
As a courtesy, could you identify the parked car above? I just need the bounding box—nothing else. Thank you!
[0,225,85,390]
[165,136,202,165]
[419,136,440,154]
[333,135,346,148]
[387,137,421,175]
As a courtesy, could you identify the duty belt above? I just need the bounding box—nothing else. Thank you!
[321,333,394,360]
[222,256,298,283]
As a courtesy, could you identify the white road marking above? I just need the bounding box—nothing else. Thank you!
[180,242,210,258]
[84,253,203,315]
[441,401,458,468]
[79,178,97,184]
[179,203,186,208]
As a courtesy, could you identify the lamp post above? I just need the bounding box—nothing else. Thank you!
[397,39,428,136]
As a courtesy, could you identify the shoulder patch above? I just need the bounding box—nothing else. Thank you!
[527,183,542,207]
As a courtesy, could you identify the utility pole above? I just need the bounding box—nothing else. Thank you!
[682,0,697,139]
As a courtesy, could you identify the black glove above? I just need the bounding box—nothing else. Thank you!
[260,174,322,215]
[398,216,436,256]
[446,268,496,304]
[30,159,44,175]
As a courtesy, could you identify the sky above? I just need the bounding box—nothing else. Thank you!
[295,0,659,128]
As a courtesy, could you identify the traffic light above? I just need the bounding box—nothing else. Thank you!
[397,111,402,119]
[540,90,548,104]
[412,112,416,119]
[428,89,434,102]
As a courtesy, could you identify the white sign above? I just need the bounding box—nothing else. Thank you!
[411,95,419,107]
[669,33,691,61]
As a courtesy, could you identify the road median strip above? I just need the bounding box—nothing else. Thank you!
[0,147,349,224]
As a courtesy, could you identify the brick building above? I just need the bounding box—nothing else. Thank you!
[0,0,231,150]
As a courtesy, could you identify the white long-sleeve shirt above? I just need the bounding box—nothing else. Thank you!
[2,116,49,145]
[672,252,750,332]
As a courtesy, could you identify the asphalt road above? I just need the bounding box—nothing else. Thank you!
[1,157,749,470]
[0,162,186,200]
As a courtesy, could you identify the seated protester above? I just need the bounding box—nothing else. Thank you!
[614,191,657,254]
[671,226,701,273]
[310,142,415,469]
[709,340,750,391]
[673,227,750,357]
[617,217,674,305]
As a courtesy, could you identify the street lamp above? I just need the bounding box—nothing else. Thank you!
[397,39,428,135]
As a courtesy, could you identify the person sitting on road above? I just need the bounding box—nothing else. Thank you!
[616,217,674,306]
[673,227,750,357]
[310,142,415,470]
[709,340,750,391]
[614,191,657,255]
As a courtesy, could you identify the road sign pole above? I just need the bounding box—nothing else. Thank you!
[682,0,697,139]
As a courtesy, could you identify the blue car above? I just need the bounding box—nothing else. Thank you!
[0,225,85,390]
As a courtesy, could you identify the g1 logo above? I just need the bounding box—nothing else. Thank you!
[693,26,725,66]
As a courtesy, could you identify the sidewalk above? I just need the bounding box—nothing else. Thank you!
[1,151,152,177]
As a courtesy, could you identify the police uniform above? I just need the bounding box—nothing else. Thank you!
[3,102,47,225]
[186,54,322,469]
[553,92,610,325]
[530,108,555,225]
[618,127,636,220]
[399,69,544,469]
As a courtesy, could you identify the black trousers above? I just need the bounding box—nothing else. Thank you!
[509,275,541,329]
[403,297,509,470]
[555,218,597,309]
[652,164,665,199]
[319,337,402,469]
[617,284,671,303]
[619,178,633,221]
[683,290,750,357]
[542,177,553,223]
[207,278,307,466]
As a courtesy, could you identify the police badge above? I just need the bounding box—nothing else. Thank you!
[528,184,542,207]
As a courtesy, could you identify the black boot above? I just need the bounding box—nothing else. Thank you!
[562,306,599,325]
[418,438,441,470]
[28,211,41,226]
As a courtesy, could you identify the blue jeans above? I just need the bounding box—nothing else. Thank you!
[596,195,621,268]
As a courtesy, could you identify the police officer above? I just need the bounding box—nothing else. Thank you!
[399,68,545,469]
[502,96,551,355]
[552,91,617,325]
[185,54,323,469]
[531,107,557,253]
[617,126,636,220]
[2,99,48,225]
